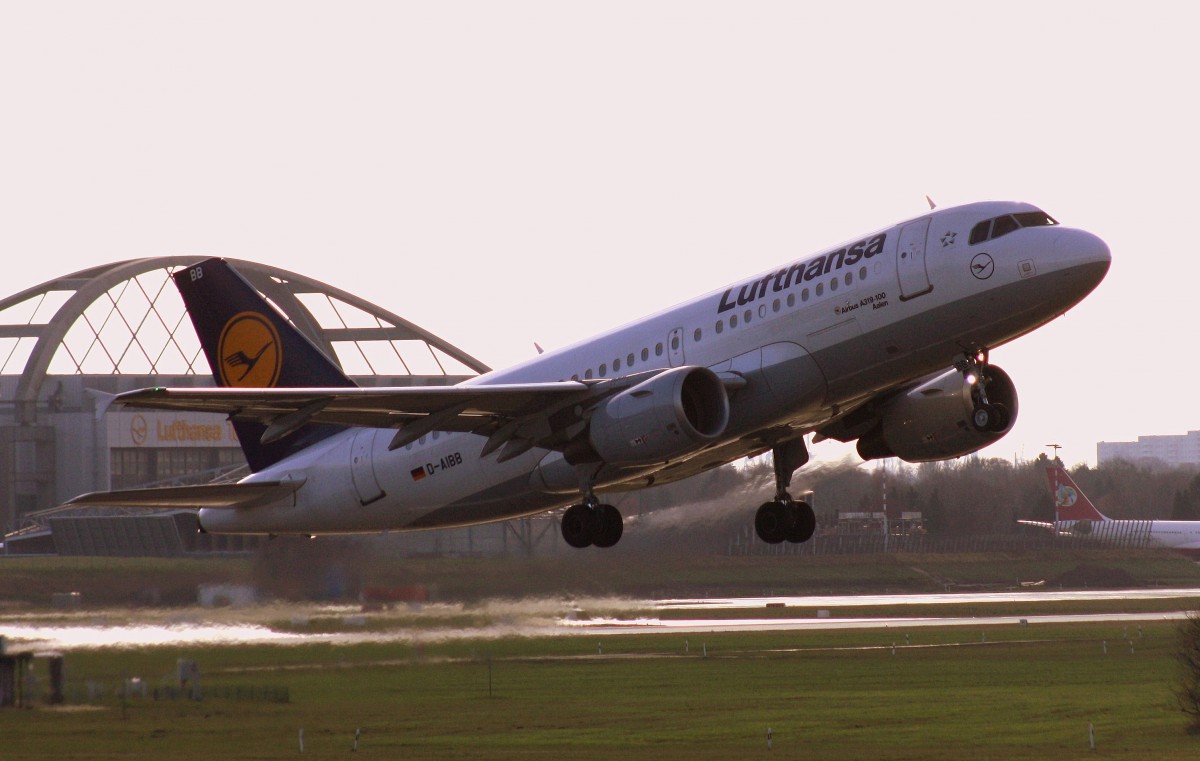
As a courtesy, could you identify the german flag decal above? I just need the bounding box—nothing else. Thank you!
[410,466,427,482]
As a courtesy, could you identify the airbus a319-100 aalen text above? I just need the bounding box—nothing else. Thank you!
[69,201,1110,548]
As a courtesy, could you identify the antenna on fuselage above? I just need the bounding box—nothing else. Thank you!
[925,195,937,210]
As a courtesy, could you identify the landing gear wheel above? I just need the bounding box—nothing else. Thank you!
[785,501,817,544]
[971,404,996,432]
[561,503,623,549]
[987,403,1010,432]
[593,504,624,549]
[755,501,793,545]
[561,504,597,548]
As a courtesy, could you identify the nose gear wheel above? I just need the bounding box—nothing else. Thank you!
[957,348,1010,433]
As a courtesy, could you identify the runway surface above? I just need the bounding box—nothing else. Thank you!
[657,588,1200,609]
[3,588,1198,650]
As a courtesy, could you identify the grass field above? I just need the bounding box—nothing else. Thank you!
[5,548,1200,608]
[2,621,1199,759]
[4,550,1200,758]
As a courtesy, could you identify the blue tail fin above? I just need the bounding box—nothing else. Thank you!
[175,258,356,471]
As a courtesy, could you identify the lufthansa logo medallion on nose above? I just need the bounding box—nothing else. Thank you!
[218,312,282,387]
[970,253,995,280]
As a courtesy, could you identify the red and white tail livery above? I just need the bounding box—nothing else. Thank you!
[1023,466,1200,557]
[1046,466,1109,522]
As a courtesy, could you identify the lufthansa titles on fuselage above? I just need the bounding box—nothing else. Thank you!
[717,233,887,314]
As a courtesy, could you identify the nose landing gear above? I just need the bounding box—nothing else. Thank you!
[957,348,1011,433]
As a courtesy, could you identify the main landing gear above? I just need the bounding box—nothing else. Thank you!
[956,348,1010,433]
[561,496,624,549]
[754,437,817,545]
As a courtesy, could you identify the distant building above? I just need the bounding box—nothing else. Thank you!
[1097,430,1200,467]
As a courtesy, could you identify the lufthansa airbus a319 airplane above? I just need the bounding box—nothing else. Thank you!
[69,201,1110,548]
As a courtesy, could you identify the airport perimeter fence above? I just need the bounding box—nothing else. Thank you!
[61,681,290,705]
[728,531,1151,556]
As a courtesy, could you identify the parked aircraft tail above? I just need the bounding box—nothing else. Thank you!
[175,258,357,471]
[1045,465,1110,522]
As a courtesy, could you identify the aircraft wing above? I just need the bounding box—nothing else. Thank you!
[65,482,302,509]
[110,380,611,460]
[113,382,591,422]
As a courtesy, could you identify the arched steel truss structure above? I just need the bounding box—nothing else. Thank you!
[0,257,490,423]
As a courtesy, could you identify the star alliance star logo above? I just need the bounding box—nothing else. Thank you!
[941,231,957,247]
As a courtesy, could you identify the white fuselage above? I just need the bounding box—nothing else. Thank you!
[201,201,1110,534]
[1056,519,1200,556]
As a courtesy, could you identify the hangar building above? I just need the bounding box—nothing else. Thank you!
[0,257,494,554]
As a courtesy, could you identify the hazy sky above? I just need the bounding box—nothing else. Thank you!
[1,2,1196,468]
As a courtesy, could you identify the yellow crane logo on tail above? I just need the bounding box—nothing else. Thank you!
[218,312,282,388]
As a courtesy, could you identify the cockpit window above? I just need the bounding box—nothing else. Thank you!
[969,220,991,245]
[969,209,1058,245]
[1013,211,1056,228]
[991,215,1020,239]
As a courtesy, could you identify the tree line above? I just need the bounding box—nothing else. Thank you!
[620,452,1200,537]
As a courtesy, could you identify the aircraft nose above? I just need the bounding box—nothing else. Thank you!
[1055,228,1111,269]
[1049,227,1110,296]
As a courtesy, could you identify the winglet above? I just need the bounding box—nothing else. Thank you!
[87,389,117,421]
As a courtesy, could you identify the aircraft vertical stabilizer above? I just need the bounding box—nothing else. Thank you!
[175,258,357,471]
[1045,466,1110,522]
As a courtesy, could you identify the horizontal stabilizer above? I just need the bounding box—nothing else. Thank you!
[65,481,302,510]
[1017,519,1055,531]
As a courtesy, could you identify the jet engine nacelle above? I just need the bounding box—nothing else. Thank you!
[856,365,1018,462]
[581,366,730,466]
